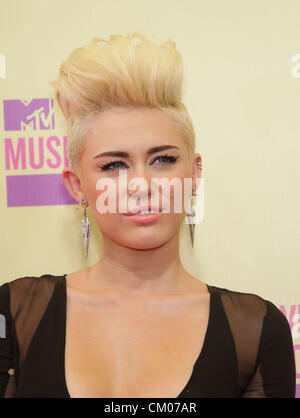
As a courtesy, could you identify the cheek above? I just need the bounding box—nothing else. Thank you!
[161,173,192,214]
[83,172,119,212]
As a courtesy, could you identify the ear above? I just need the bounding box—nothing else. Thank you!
[61,166,84,205]
[192,153,202,193]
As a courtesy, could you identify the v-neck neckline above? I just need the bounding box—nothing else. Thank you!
[60,274,215,398]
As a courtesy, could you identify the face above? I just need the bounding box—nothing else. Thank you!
[62,106,202,250]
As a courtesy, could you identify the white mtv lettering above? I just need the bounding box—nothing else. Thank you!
[21,105,54,130]
[21,118,35,130]
[0,54,6,78]
[39,106,54,129]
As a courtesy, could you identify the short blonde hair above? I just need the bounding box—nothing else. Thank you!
[50,33,196,173]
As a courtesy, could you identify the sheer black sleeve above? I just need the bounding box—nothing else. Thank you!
[0,283,14,397]
[243,300,296,397]
[258,300,295,397]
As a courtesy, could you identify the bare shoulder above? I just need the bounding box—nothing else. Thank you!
[178,272,210,296]
[65,268,90,290]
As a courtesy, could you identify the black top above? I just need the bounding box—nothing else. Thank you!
[0,274,296,398]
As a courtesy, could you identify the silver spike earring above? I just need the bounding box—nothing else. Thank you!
[186,160,202,248]
[81,196,91,258]
[186,188,197,248]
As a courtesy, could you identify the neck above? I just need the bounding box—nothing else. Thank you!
[88,232,187,295]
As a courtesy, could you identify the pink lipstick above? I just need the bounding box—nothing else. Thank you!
[124,205,162,224]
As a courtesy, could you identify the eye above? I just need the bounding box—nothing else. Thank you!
[98,160,129,171]
[98,154,179,171]
[151,154,179,165]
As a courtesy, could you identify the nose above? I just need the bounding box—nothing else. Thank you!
[127,162,152,203]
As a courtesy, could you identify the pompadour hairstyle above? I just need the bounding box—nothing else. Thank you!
[50,32,196,173]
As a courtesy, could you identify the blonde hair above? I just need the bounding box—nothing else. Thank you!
[50,32,196,173]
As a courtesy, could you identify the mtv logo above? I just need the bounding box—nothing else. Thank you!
[3,98,55,131]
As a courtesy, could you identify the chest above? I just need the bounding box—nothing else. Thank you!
[64,291,210,398]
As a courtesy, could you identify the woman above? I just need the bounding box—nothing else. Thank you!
[0,33,296,398]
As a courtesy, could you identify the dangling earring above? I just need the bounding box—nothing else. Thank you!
[186,160,202,248]
[186,188,197,248]
[81,196,91,258]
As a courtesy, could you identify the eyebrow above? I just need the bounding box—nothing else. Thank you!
[93,145,180,159]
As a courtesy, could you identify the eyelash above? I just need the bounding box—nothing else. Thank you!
[98,154,179,171]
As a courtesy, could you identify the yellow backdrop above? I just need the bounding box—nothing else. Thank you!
[0,0,299,395]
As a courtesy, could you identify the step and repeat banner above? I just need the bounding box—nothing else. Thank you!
[0,0,299,396]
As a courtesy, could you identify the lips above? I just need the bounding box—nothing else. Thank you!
[125,204,161,216]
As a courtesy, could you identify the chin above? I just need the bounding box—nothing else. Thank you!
[113,232,173,250]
